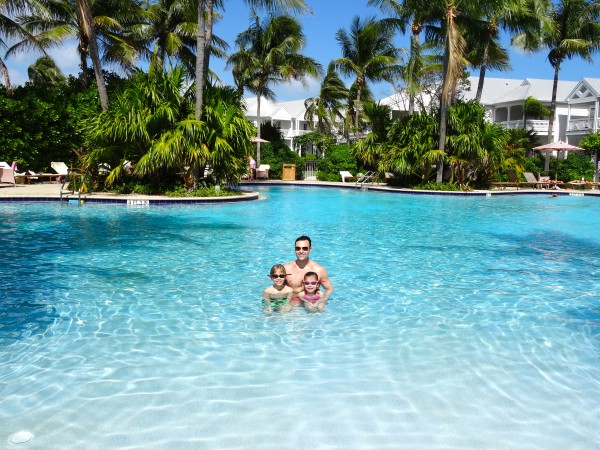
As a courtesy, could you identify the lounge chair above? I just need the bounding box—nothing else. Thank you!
[491,169,521,189]
[51,161,70,183]
[385,172,399,183]
[523,172,564,189]
[356,171,375,185]
[51,161,69,176]
[340,171,355,182]
[256,164,270,180]
[538,175,564,189]
[523,172,545,189]
[0,161,16,187]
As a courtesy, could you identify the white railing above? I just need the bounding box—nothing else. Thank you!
[283,129,312,138]
[497,119,549,133]
[568,118,597,131]
[304,160,318,180]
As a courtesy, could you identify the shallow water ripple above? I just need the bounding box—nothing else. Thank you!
[1,192,599,449]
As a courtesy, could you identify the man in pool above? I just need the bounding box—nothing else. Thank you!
[284,235,334,306]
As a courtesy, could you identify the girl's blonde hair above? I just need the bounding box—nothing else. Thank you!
[269,264,286,276]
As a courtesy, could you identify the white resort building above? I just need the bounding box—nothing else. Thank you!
[243,97,312,152]
[244,76,600,154]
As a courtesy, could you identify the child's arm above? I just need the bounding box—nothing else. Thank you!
[285,289,294,304]
[261,289,273,312]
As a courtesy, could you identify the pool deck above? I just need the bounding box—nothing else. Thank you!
[0,180,598,203]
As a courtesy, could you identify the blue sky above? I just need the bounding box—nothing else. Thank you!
[5,0,598,101]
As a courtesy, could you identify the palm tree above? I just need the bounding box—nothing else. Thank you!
[27,55,66,85]
[136,0,198,73]
[512,0,600,174]
[304,61,349,134]
[368,0,441,115]
[467,0,551,102]
[228,13,321,165]
[194,0,312,120]
[1,0,48,92]
[352,100,393,170]
[75,0,107,108]
[334,16,401,134]
[11,0,144,109]
[465,18,511,102]
[83,65,255,185]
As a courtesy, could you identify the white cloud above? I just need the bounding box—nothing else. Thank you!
[5,40,80,86]
[48,41,81,76]
[274,77,321,101]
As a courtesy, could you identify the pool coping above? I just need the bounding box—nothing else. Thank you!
[240,180,599,197]
[0,179,598,204]
[0,183,260,205]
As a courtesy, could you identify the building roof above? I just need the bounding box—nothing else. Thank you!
[242,96,278,118]
[243,97,307,120]
[566,78,600,101]
[243,76,598,118]
[461,77,523,105]
[582,78,600,96]
[462,77,579,105]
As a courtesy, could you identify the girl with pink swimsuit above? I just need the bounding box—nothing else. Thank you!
[297,271,326,312]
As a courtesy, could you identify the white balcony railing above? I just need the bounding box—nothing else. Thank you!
[568,118,598,132]
[497,119,550,133]
[283,129,312,138]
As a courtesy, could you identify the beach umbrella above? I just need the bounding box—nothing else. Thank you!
[533,140,585,179]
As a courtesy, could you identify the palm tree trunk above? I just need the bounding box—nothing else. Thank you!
[408,32,419,115]
[545,62,561,174]
[195,0,208,120]
[203,0,215,81]
[76,0,108,110]
[437,102,448,183]
[0,59,11,94]
[437,34,452,184]
[256,94,262,166]
[475,43,489,103]
[354,79,363,137]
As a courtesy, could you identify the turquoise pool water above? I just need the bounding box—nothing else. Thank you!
[1,187,599,449]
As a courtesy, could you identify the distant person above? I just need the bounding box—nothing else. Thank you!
[298,271,326,312]
[261,264,293,314]
[248,156,256,180]
[284,235,333,306]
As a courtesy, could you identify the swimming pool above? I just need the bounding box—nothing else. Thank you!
[1,186,599,449]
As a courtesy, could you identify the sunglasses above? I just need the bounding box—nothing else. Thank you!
[303,281,318,285]
[271,274,286,279]
[295,246,310,251]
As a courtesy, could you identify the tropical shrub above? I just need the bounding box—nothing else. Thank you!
[82,67,254,188]
[378,111,440,185]
[0,81,90,171]
[553,153,594,182]
[316,144,358,181]
[259,141,304,179]
[413,182,461,191]
[259,122,284,142]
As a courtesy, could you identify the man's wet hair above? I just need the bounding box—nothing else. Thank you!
[295,235,312,247]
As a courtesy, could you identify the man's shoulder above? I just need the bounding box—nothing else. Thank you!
[308,260,326,271]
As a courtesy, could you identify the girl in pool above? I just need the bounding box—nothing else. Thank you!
[262,264,293,314]
[298,271,326,312]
